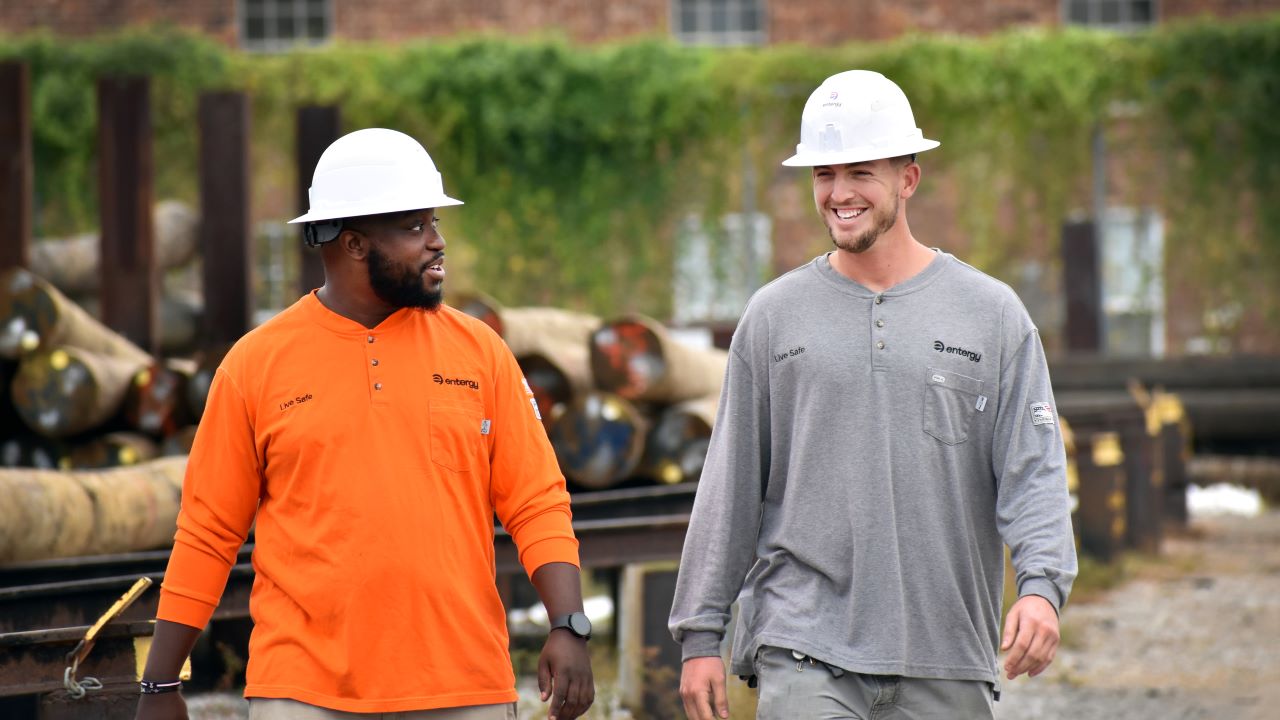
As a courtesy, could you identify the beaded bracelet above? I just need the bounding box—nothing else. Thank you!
[139,679,183,695]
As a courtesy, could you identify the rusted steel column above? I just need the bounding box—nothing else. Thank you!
[97,76,157,355]
[1061,220,1102,354]
[0,61,33,271]
[198,91,252,347]
[1120,413,1163,554]
[296,105,340,296]
[1073,429,1127,562]
[1155,393,1191,528]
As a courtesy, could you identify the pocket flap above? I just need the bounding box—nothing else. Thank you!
[926,366,983,396]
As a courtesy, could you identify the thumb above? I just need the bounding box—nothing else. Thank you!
[1001,606,1018,651]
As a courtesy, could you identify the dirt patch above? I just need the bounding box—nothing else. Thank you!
[996,511,1280,720]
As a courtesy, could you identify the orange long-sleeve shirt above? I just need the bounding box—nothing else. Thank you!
[158,292,579,713]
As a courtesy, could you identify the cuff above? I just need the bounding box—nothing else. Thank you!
[520,536,580,578]
[156,539,235,629]
[1018,577,1063,613]
[157,585,219,630]
[680,630,724,662]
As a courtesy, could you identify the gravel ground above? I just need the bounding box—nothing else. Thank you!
[189,510,1280,719]
[994,510,1280,720]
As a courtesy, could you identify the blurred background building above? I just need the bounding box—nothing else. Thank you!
[4,1,1274,48]
[3,0,1278,358]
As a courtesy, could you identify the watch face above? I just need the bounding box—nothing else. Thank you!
[569,612,592,637]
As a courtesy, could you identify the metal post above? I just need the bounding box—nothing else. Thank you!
[198,91,253,347]
[296,106,340,296]
[1121,414,1163,554]
[97,76,157,355]
[1074,430,1126,561]
[1062,220,1103,353]
[0,61,33,271]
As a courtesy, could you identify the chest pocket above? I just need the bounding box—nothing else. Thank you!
[429,399,487,472]
[922,367,984,446]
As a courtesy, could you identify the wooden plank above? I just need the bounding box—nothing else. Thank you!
[198,92,253,347]
[97,77,157,355]
[296,106,340,296]
[0,61,33,271]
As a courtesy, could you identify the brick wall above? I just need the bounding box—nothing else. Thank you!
[3,1,1279,47]
[335,0,668,44]
[0,0,237,45]
[768,0,1052,45]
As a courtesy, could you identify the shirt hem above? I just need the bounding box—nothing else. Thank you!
[244,685,518,713]
[740,633,997,684]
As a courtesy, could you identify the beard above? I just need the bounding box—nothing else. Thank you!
[827,193,900,254]
[367,244,443,311]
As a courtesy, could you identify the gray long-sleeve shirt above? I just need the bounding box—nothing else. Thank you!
[669,251,1077,684]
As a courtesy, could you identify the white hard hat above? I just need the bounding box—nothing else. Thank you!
[781,70,939,167]
[289,128,462,225]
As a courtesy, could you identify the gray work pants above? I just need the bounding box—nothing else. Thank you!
[754,646,995,720]
[248,697,517,720]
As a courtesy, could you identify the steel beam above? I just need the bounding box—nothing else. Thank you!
[0,61,32,271]
[295,106,340,296]
[97,76,157,355]
[198,91,253,347]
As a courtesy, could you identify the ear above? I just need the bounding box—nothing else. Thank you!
[898,162,921,200]
[337,228,370,261]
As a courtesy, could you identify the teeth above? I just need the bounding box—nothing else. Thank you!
[836,208,865,220]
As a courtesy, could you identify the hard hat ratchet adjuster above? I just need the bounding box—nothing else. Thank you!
[304,218,343,247]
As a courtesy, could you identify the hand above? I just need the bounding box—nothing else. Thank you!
[680,656,729,720]
[134,691,188,719]
[1001,594,1060,680]
[538,629,593,720]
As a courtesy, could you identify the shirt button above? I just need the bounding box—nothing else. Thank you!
[877,341,886,350]
[367,335,375,343]
[371,359,379,366]
[374,382,382,390]
[875,295,884,305]
[876,319,885,328]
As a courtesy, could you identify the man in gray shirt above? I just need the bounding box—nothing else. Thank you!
[669,70,1077,719]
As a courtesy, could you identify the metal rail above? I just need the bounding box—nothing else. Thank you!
[0,486,697,714]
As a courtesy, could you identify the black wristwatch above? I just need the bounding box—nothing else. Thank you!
[549,611,592,641]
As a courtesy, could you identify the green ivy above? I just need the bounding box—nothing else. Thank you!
[1,17,1277,325]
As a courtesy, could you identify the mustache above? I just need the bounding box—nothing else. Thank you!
[420,252,445,273]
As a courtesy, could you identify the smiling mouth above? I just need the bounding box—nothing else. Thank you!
[834,208,866,220]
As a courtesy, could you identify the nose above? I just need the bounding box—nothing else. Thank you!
[427,227,446,252]
[831,173,858,203]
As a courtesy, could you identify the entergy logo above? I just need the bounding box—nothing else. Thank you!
[932,339,982,363]
[432,373,479,390]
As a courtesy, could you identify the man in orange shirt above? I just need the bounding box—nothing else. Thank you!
[136,129,594,720]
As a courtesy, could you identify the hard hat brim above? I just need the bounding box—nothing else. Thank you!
[781,138,940,168]
[288,195,464,224]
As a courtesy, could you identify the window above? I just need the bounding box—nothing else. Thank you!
[1064,0,1156,31]
[673,0,766,46]
[1100,207,1165,357]
[241,0,331,52]
[673,212,771,323]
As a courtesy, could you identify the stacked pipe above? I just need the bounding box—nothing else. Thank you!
[457,294,727,491]
[0,206,210,563]
[0,267,204,464]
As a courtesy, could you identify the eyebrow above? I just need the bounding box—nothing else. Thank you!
[813,162,875,171]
